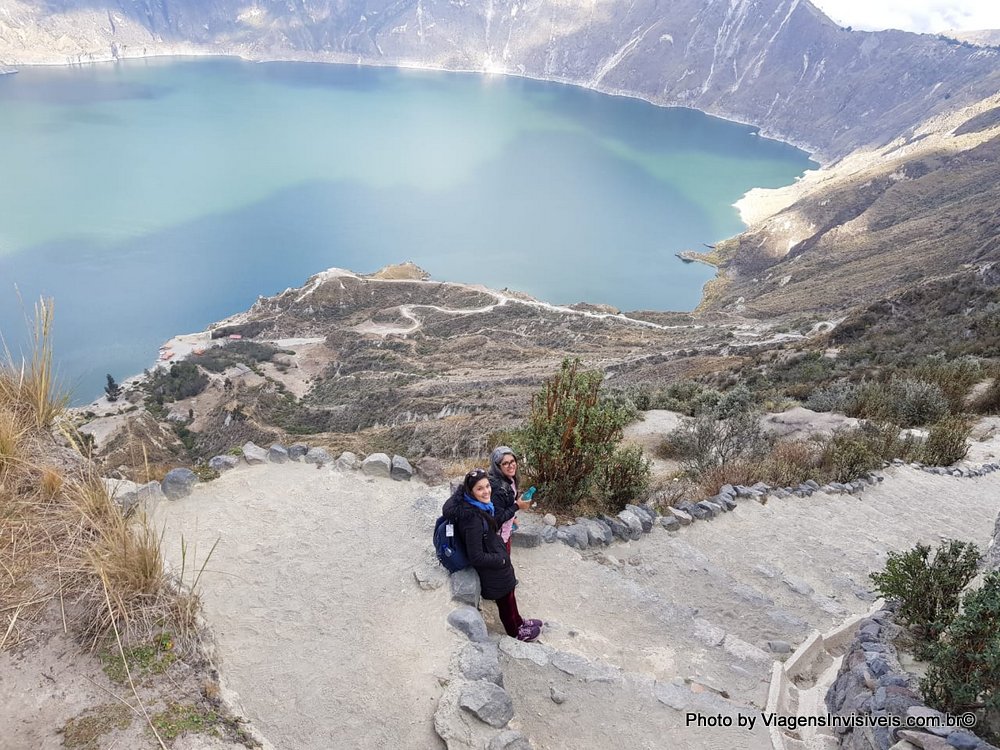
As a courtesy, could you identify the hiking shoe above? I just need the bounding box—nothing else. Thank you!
[516,623,541,642]
[523,618,543,630]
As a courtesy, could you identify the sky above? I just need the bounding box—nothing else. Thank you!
[810,0,1000,33]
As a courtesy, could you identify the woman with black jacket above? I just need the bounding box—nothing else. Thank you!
[488,445,532,553]
[441,468,542,642]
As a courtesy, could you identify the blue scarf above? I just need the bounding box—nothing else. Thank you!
[463,492,495,516]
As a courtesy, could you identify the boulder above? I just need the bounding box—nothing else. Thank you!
[208,455,239,472]
[660,515,680,532]
[304,447,331,466]
[450,568,481,607]
[361,452,392,477]
[334,451,360,471]
[288,444,309,461]
[625,504,654,531]
[557,524,591,549]
[540,525,559,543]
[242,441,268,465]
[447,606,490,643]
[576,517,612,546]
[487,730,533,750]
[616,510,644,539]
[459,680,514,728]
[390,454,414,481]
[510,525,542,548]
[668,507,693,526]
[459,642,503,686]
[161,468,197,500]
[415,456,446,485]
[268,444,289,463]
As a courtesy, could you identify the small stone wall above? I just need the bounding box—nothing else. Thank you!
[826,605,998,750]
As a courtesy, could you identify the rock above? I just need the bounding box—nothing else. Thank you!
[550,651,618,683]
[208,455,239,472]
[783,576,815,596]
[703,500,724,515]
[549,687,567,705]
[540,525,558,543]
[450,568,481,607]
[114,480,165,514]
[242,441,268,465]
[288,443,309,460]
[413,566,447,591]
[459,642,503,686]
[689,502,712,520]
[334,451,360,471]
[719,495,738,511]
[660,515,680,531]
[511,525,542,548]
[459,680,514,728]
[361,452,392,477]
[542,513,557,526]
[557,524,590,549]
[944,732,980,750]
[896,731,953,750]
[616,510,644,539]
[304,447,332,466]
[576,517,612,546]
[488,730,533,750]
[390,454,414,481]
[625,504,654,531]
[601,514,630,540]
[447,606,490,643]
[668,507,693,526]
[719,484,736,498]
[415,456,446,485]
[161,468,198,500]
[498,637,550,667]
[767,640,793,654]
[268,444,289,463]
[986,509,1000,573]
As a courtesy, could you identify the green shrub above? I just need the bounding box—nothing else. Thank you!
[921,571,1000,741]
[145,362,209,403]
[597,445,652,511]
[821,422,921,482]
[921,416,972,466]
[912,355,984,413]
[665,401,772,476]
[520,359,630,510]
[869,540,981,656]
[974,377,1000,414]
[848,378,949,427]
[805,380,857,413]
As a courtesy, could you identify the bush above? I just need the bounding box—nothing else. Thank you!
[666,406,772,476]
[921,571,1000,741]
[912,355,984,413]
[805,380,858,413]
[848,378,950,427]
[145,362,209,403]
[869,540,981,656]
[821,422,921,482]
[974,377,1000,414]
[520,359,630,510]
[921,416,972,466]
[759,439,825,487]
[596,445,652,511]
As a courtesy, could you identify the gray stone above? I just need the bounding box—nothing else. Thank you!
[161,468,198,500]
[459,642,503,686]
[616,510,644,539]
[304,447,332,466]
[945,732,980,750]
[986,509,1000,573]
[447,606,490,643]
[767,640,793,654]
[288,443,309,460]
[660,515,680,531]
[783,576,815,596]
[719,495,737,511]
[625,504,654,531]
[542,513,557,526]
[703,500,724,515]
[540,525,558,543]
[268,444,289,463]
[242,441,268,465]
[550,651,618,683]
[688,502,712,520]
[459,680,514,728]
[498,637,550,667]
[415,456,445,485]
[450,568,481,607]
[557,524,590,549]
[511,525,542,548]
[601,514,630,540]
[361,452,392,477]
[719,484,736,498]
[549,687,567,705]
[695,501,718,519]
[487,730,533,750]
[668,507,693,526]
[390,454,414,480]
[334,451,360,471]
[577,517,613,546]
[208,454,239,472]
[413,566,447,591]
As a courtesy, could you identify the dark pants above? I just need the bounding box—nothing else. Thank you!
[494,589,524,637]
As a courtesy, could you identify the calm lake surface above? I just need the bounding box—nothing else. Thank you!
[0,58,814,402]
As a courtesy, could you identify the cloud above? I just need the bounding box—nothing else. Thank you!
[811,0,1000,33]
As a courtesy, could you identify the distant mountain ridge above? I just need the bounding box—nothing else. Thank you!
[1,0,999,160]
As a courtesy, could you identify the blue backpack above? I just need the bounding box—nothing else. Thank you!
[434,516,470,572]
[433,515,489,573]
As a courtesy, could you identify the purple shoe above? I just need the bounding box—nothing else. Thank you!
[522,619,543,630]
[516,623,541,642]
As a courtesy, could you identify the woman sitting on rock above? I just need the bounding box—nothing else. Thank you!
[442,468,542,642]
[488,445,532,553]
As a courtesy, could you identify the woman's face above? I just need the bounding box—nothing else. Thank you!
[499,454,517,479]
[471,477,492,503]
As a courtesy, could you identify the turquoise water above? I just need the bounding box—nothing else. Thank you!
[0,58,814,402]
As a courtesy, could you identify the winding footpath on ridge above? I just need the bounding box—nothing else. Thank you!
[154,459,1000,750]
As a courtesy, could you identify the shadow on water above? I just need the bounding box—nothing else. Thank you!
[0,129,714,403]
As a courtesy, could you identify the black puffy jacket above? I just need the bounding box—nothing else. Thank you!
[487,471,518,527]
[441,486,517,600]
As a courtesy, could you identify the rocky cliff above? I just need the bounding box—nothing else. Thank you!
[2,0,999,161]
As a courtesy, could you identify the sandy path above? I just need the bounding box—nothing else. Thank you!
[154,465,458,750]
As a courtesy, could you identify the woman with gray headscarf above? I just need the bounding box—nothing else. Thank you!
[488,445,532,553]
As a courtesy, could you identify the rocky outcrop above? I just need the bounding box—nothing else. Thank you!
[2,1,998,161]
